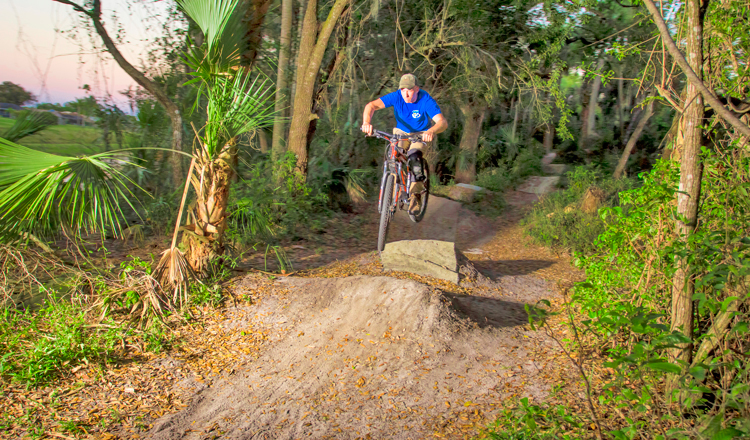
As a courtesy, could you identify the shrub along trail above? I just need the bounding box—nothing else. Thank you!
[1,190,583,439]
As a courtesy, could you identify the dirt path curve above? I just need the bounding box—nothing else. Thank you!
[136,188,584,439]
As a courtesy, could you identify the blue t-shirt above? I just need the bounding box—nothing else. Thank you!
[380,89,442,133]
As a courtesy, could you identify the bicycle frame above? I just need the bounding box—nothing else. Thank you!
[372,130,420,214]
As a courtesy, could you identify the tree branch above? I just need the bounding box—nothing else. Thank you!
[641,0,750,139]
[52,0,184,184]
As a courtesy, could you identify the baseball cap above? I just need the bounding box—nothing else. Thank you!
[398,73,418,89]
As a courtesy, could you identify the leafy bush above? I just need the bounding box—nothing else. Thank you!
[464,144,545,202]
[523,165,637,254]
[495,149,750,439]
[228,152,329,246]
[475,165,512,192]
[143,194,180,236]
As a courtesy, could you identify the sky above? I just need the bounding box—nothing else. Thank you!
[1,0,175,107]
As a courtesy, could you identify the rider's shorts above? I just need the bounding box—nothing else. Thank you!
[393,128,433,153]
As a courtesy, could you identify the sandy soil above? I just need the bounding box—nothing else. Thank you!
[135,192,583,439]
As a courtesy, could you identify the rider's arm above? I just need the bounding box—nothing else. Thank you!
[361,99,386,135]
[422,113,448,142]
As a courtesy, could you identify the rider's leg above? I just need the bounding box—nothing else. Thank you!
[407,148,425,181]
[406,142,426,214]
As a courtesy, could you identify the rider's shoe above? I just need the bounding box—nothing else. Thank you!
[409,181,424,214]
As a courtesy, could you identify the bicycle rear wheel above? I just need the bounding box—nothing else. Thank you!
[409,161,430,223]
[377,173,395,252]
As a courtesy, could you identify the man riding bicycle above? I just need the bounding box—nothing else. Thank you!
[361,73,448,214]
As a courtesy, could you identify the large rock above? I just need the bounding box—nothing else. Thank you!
[381,239,459,283]
[448,183,485,202]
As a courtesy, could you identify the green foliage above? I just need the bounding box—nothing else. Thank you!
[0,118,106,156]
[508,147,750,438]
[474,131,544,192]
[480,397,585,439]
[474,166,512,192]
[142,194,180,236]
[523,165,637,254]
[573,160,679,310]
[36,96,101,118]
[0,299,118,386]
[227,152,328,245]
[0,81,35,105]
[178,0,245,75]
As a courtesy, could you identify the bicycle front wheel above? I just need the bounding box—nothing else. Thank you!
[377,173,395,252]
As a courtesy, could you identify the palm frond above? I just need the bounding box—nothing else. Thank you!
[0,137,141,242]
[200,71,276,159]
[1,110,55,143]
[153,247,195,309]
[344,169,368,204]
[178,0,245,75]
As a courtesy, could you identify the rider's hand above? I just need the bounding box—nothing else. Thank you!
[361,123,373,136]
[421,130,434,143]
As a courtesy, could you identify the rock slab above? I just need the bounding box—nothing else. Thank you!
[381,239,459,283]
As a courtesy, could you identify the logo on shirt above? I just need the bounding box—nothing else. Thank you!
[411,110,421,119]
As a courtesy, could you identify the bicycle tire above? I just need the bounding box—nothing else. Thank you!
[409,161,431,223]
[377,173,395,252]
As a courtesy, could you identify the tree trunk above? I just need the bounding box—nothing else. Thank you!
[53,0,184,187]
[258,129,269,153]
[584,58,606,146]
[543,123,555,153]
[456,104,486,183]
[614,99,654,179]
[668,0,707,389]
[287,0,348,175]
[617,67,625,141]
[102,123,111,151]
[271,0,293,161]
[242,0,272,68]
[579,85,591,148]
[289,0,308,107]
[184,147,235,274]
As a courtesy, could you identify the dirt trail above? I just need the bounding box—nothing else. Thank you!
[138,190,583,439]
[147,276,546,439]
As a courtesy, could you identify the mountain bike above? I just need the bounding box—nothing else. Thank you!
[370,129,431,252]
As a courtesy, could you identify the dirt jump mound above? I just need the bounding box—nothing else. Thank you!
[146,275,555,439]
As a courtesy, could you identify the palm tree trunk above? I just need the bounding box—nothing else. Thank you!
[271,0,294,160]
[184,146,236,274]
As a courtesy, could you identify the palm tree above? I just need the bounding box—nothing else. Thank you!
[167,0,275,275]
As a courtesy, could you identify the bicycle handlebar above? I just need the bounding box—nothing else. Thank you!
[368,129,423,144]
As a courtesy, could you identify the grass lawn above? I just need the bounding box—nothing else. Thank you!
[0,116,106,156]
